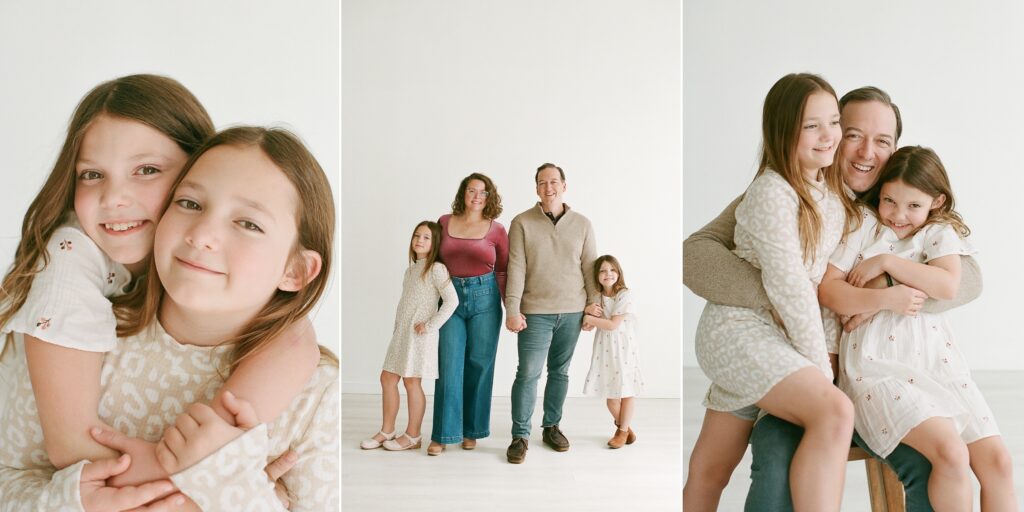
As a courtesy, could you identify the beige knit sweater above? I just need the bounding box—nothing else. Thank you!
[683,194,984,313]
[504,203,600,317]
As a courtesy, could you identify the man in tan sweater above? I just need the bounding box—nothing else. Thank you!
[504,163,600,464]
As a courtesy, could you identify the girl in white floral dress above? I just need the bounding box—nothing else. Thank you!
[583,255,643,449]
[361,221,458,452]
[819,146,1016,511]
[684,73,861,512]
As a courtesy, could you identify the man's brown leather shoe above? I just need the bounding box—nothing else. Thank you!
[507,437,528,464]
[542,425,570,452]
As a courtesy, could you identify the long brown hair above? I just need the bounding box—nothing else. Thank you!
[409,221,443,279]
[117,126,337,371]
[0,75,214,339]
[863,146,970,238]
[593,254,627,295]
[450,173,503,219]
[757,73,859,262]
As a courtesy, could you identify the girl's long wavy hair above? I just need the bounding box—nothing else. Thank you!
[756,73,860,263]
[409,221,442,279]
[862,146,970,238]
[115,127,337,371]
[0,74,214,347]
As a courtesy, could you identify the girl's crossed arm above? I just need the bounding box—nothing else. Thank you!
[848,253,961,301]
[819,263,928,317]
[583,313,625,331]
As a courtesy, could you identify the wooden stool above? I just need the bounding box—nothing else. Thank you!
[848,446,906,512]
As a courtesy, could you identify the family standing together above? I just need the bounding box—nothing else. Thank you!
[683,73,1016,511]
[0,74,339,510]
[363,163,645,463]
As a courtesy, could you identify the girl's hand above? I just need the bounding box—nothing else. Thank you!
[584,303,603,317]
[884,284,927,316]
[847,254,889,288]
[156,392,257,475]
[265,449,299,509]
[414,323,427,335]
[80,453,179,511]
[843,310,879,332]
[89,428,169,488]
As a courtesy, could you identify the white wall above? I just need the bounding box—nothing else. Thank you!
[0,1,340,355]
[683,1,1024,370]
[343,0,681,397]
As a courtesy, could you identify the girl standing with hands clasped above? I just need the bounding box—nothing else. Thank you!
[819,146,1016,511]
[582,255,643,449]
[684,73,860,512]
[362,221,458,452]
[0,75,321,485]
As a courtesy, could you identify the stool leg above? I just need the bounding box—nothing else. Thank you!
[864,458,889,512]
[881,463,906,512]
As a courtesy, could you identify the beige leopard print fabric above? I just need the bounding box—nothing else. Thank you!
[696,170,845,411]
[0,324,338,511]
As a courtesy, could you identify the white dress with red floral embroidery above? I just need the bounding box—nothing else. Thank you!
[832,210,999,457]
[0,215,131,352]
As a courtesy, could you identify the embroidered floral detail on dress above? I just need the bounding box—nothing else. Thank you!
[961,383,968,389]
[59,239,72,251]
[881,427,888,434]
[888,244,894,251]
[866,394,872,401]
[946,342,952,348]
[36,317,51,330]
[943,357,949,363]
[908,378,915,384]
[894,395,901,400]
[888,335,895,341]
[107,272,116,284]
[856,376,863,382]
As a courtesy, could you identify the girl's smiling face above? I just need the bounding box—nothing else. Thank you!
[795,91,841,180]
[878,179,945,239]
[598,261,620,291]
[73,115,188,273]
[411,225,433,259]
[154,144,301,315]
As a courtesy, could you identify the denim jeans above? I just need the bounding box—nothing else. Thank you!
[745,414,933,512]
[510,312,584,438]
[430,273,502,444]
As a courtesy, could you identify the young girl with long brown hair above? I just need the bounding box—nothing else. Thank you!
[684,73,860,512]
[820,146,1016,511]
[0,126,339,509]
[362,221,458,452]
[0,75,322,484]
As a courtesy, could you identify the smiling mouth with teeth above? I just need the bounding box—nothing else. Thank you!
[102,221,145,233]
[851,163,874,173]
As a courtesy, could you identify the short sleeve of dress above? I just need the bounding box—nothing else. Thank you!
[611,290,634,317]
[921,223,976,262]
[2,225,129,352]
[830,208,878,273]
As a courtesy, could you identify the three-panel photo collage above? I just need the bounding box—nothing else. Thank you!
[1,1,1021,510]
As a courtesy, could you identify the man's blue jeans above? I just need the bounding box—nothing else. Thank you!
[510,312,583,438]
[431,273,503,444]
[745,414,933,512]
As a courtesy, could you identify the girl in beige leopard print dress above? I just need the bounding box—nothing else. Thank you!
[0,127,339,511]
[361,220,458,452]
[684,73,861,512]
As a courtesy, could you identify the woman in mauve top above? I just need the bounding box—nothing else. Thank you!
[428,173,509,455]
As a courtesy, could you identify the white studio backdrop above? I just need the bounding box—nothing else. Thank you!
[683,1,1024,370]
[0,1,340,356]
[343,0,681,398]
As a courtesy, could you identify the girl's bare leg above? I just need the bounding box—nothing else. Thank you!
[402,377,425,438]
[757,367,854,512]
[968,435,1018,512]
[617,397,636,430]
[683,409,754,512]
[606,398,621,423]
[377,371,401,442]
[900,417,972,512]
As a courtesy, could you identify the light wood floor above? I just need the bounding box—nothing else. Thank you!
[343,394,681,511]
[683,369,1024,510]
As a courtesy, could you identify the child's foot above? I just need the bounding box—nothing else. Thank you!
[608,428,629,449]
[461,438,477,450]
[615,422,637,444]
[382,433,422,451]
[360,430,396,450]
[427,441,446,456]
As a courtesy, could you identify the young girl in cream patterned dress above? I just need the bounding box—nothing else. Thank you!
[819,146,1016,510]
[583,255,643,449]
[0,127,339,510]
[361,221,458,452]
[684,73,860,512]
